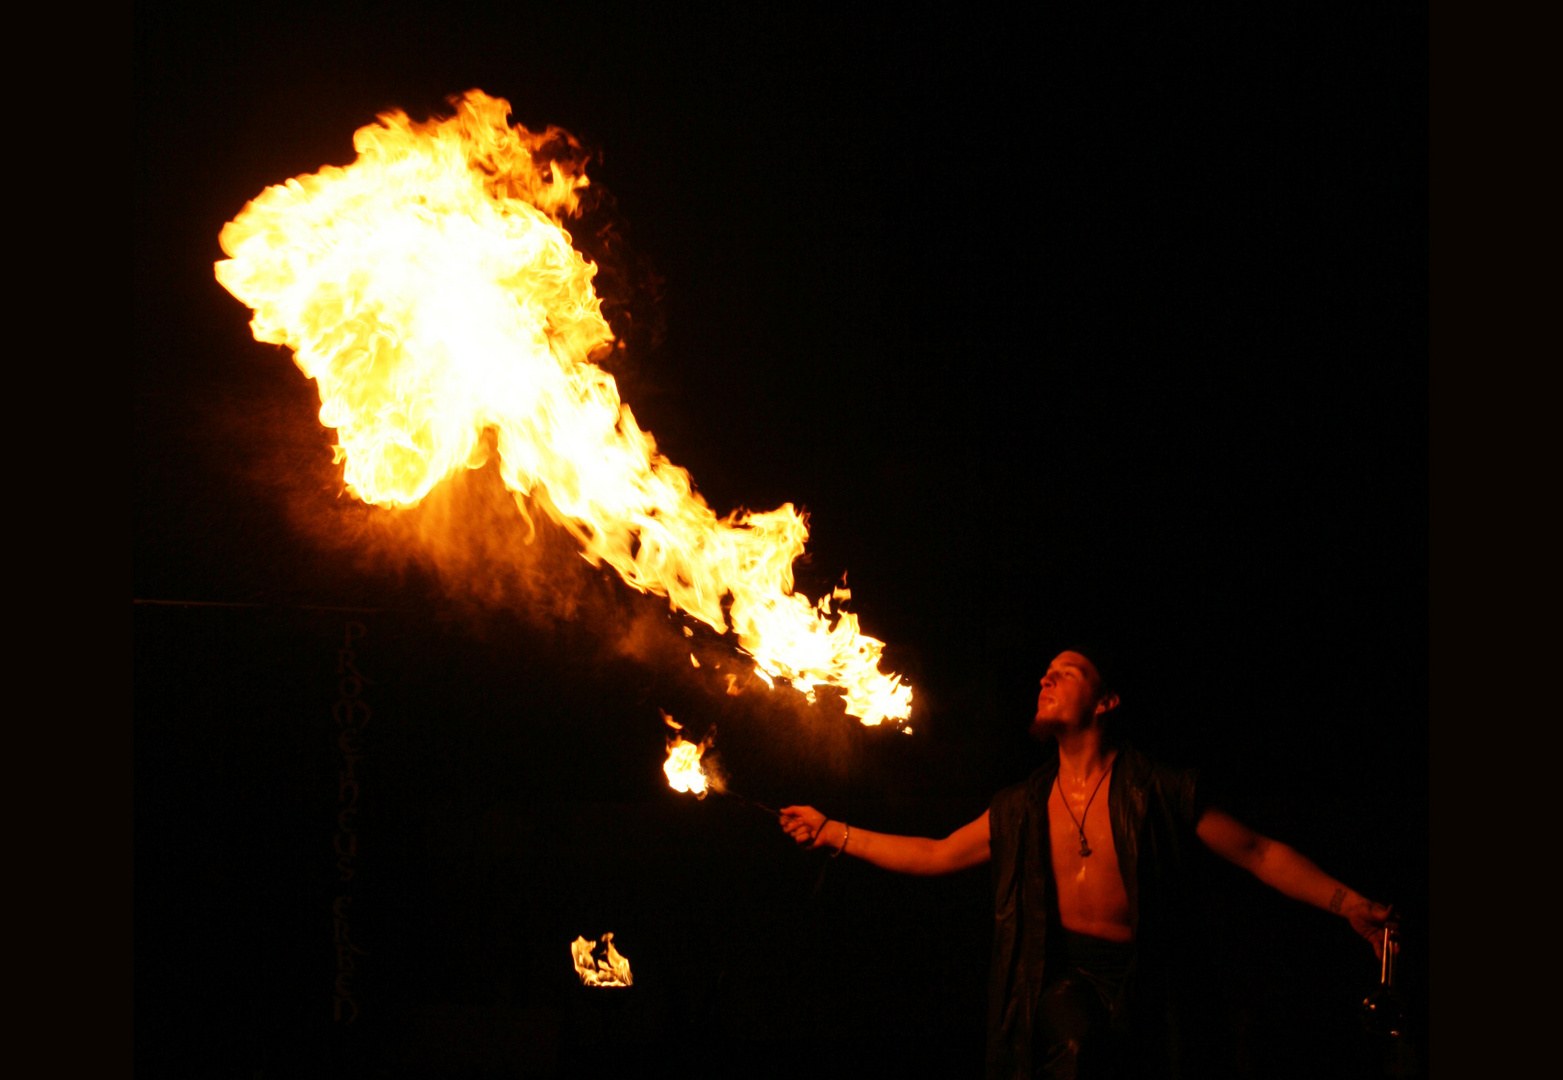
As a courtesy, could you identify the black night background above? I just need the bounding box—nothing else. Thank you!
[134,4,1427,1077]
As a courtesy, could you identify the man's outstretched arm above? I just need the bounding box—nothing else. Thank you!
[1196,806,1396,957]
[778,805,991,876]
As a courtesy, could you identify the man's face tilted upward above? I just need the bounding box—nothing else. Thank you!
[1030,650,1117,741]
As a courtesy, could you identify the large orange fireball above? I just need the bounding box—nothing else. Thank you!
[215,90,910,726]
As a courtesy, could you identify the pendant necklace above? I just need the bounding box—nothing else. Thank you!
[1055,756,1115,857]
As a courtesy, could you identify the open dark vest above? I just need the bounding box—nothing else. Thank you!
[986,743,1211,1079]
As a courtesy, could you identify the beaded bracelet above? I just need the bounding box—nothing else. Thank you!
[832,822,851,859]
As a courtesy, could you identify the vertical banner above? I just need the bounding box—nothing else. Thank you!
[333,620,371,1022]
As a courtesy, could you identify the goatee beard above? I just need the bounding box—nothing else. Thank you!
[1029,716,1065,743]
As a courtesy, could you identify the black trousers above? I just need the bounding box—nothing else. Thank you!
[1034,930,1136,1080]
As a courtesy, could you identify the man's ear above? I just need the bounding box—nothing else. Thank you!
[1094,691,1121,718]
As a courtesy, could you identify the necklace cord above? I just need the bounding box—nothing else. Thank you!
[1054,756,1115,856]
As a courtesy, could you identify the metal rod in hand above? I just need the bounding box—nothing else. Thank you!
[717,787,779,817]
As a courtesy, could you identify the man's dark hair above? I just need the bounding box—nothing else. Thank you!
[1067,641,1121,701]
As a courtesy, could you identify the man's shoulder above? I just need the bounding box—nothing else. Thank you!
[1117,743,1202,822]
[1118,742,1196,783]
[989,777,1031,811]
[989,760,1058,815]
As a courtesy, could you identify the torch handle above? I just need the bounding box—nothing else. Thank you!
[721,789,780,817]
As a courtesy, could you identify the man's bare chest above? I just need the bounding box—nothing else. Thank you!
[1046,777,1132,937]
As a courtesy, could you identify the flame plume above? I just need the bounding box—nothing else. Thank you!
[215,90,910,726]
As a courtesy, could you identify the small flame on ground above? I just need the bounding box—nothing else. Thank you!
[213,89,911,727]
[571,934,632,987]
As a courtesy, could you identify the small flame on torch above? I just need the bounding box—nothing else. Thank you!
[661,711,710,798]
